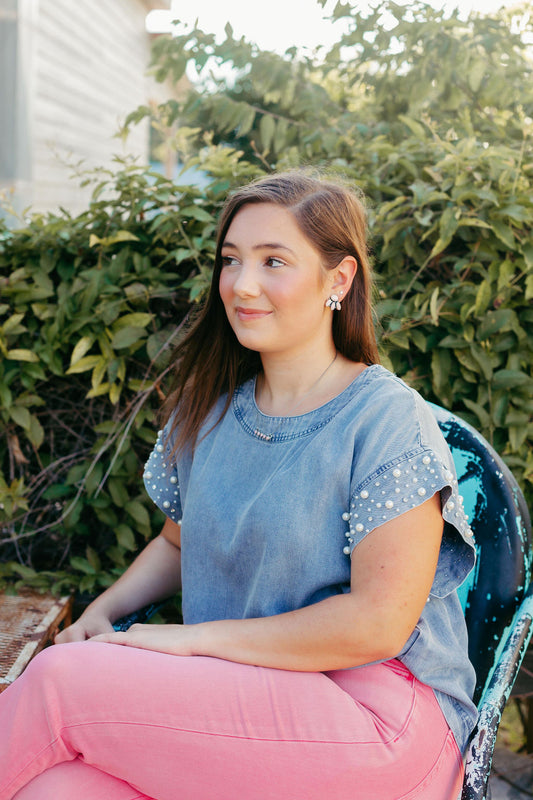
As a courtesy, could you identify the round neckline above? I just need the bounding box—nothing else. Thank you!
[233,363,386,441]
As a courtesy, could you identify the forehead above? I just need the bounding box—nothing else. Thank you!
[223,203,312,249]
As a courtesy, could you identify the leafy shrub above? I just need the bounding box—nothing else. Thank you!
[0,163,225,593]
[1,1,532,593]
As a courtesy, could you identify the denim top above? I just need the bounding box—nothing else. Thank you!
[144,364,478,752]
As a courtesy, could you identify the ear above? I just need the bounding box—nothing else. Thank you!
[328,256,357,297]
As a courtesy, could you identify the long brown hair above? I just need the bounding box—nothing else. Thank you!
[162,170,379,455]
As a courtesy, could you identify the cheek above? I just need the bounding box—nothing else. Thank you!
[218,271,233,308]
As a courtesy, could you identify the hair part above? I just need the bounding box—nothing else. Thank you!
[161,169,379,456]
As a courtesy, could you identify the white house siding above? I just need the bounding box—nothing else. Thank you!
[1,0,172,218]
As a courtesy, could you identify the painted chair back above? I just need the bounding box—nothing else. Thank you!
[431,404,532,704]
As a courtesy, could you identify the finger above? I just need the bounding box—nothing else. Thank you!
[54,627,87,644]
[89,632,128,645]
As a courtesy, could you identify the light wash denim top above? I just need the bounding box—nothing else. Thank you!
[144,364,478,752]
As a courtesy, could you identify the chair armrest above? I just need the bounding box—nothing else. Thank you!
[462,588,533,800]
[112,602,164,631]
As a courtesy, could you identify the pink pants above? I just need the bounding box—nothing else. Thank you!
[0,642,463,800]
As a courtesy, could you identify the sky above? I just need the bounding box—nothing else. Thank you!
[146,0,526,54]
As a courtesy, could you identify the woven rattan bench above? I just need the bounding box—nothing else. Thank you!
[0,592,73,693]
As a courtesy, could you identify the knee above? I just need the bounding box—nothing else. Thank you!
[23,642,91,688]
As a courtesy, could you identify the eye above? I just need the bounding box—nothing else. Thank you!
[265,256,285,268]
[221,255,239,267]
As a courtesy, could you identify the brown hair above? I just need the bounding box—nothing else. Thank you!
[162,170,379,455]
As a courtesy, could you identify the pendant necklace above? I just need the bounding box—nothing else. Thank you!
[253,351,338,441]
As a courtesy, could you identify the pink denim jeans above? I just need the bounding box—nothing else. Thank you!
[0,642,463,800]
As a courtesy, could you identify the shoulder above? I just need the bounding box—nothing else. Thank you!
[341,366,454,488]
[347,365,442,447]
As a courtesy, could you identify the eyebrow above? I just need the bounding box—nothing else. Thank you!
[222,241,296,256]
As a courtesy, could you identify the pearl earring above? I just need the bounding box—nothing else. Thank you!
[325,291,342,311]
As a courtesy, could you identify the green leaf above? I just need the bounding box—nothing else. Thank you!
[493,370,533,389]
[115,523,137,552]
[70,336,95,367]
[429,287,439,326]
[90,230,140,247]
[108,478,129,508]
[431,348,451,393]
[111,326,147,349]
[112,313,152,331]
[463,398,490,429]
[9,406,31,430]
[6,349,39,362]
[474,280,492,317]
[477,309,513,340]
[0,383,13,409]
[125,500,150,529]
[490,220,514,249]
[86,546,102,572]
[259,114,276,153]
[70,556,97,575]
[180,205,214,223]
[526,274,533,302]
[2,313,25,334]
[66,355,102,374]
[28,414,45,448]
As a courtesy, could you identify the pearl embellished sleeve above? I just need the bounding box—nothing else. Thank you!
[343,415,476,598]
[143,426,182,523]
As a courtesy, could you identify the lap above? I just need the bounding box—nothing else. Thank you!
[10,642,463,800]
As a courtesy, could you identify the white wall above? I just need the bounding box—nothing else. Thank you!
[2,0,172,218]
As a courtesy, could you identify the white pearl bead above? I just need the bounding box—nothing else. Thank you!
[170,476,177,484]
[342,512,351,521]
[446,501,455,511]
[360,489,369,499]
[145,471,152,480]
[343,545,351,555]
[156,445,164,453]
[355,523,364,532]
[417,488,426,497]
[385,500,394,509]
[162,500,170,508]
[422,456,431,465]
[393,468,401,478]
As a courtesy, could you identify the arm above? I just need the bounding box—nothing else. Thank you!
[91,494,443,671]
[55,517,181,643]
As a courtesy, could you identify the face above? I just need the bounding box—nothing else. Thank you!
[219,203,336,359]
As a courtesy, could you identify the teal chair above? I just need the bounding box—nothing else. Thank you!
[430,405,533,800]
[115,406,533,800]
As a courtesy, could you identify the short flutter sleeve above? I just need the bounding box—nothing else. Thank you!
[143,424,182,523]
[343,389,476,599]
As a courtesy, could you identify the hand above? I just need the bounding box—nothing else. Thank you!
[54,612,115,644]
[89,623,199,657]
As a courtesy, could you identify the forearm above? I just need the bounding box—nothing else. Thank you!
[91,592,404,670]
[191,593,407,672]
[86,533,181,623]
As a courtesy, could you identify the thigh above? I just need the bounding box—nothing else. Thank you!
[0,643,463,800]
[12,760,152,800]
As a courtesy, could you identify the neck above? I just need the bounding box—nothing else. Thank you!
[257,345,339,416]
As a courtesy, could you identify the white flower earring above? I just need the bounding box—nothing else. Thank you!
[325,290,343,311]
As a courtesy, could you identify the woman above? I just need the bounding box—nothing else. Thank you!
[0,172,477,800]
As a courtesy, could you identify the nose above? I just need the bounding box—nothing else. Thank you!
[232,262,261,298]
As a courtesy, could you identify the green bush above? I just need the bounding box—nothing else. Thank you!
[0,163,226,593]
[1,1,532,593]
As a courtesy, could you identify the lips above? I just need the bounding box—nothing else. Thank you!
[235,307,272,320]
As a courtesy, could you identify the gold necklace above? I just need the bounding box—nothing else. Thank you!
[253,351,338,441]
